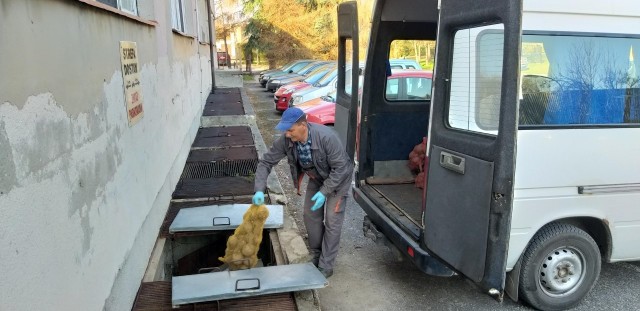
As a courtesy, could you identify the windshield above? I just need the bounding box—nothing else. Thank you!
[298,62,326,75]
[314,69,338,87]
[304,66,335,84]
[281,61,296,71]
[290,61,312,73]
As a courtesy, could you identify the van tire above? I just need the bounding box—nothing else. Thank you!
[518,223,601,311]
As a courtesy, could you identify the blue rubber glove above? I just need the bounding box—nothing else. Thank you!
[310,192,326,211]
[253,191,264,205]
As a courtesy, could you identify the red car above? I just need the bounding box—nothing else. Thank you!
[303,70,433,125]
[217,51,228,67]
[302,99,336,125]
[274,65,336,111]
[274,81,313,111]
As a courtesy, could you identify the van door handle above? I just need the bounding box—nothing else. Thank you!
[440,151,465,174]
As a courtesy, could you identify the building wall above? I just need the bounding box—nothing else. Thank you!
[0,0,214,309]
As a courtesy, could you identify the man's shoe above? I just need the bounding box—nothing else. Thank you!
[318,267,333,278]
[311,256,320,267]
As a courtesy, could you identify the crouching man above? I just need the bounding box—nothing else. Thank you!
[252,107,353,278]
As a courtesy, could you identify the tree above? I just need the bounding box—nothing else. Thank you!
[240,0,374,67]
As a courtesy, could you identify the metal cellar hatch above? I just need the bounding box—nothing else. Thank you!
[169,204,284,233]
[133,283,297,311]
[167,203,326,306]
[132,227,299,310]
[172,263,326,305]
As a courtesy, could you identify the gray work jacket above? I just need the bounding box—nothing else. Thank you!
[254,123,353,197]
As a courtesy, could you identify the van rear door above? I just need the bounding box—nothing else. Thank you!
[335,1,359,160]
[422,0,522,299]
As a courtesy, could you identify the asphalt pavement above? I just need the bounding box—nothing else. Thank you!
[221,70,640,311]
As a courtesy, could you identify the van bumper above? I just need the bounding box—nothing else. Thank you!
[353,186,454,277]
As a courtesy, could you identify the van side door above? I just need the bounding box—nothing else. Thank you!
[422,0,522,299]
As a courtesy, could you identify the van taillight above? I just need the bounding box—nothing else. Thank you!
[407,246,415,257]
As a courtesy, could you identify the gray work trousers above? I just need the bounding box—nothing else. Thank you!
[303,178,347,271]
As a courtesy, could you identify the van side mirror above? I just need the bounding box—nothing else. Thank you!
[288,70,293,73]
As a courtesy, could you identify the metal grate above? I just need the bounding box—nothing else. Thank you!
[192,126,254,150]
[172,177,255,200]
[203,88,245,116]
[132,281,296,311]
[180,147,258,179]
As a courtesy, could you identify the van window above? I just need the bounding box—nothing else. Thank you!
[385,40,434,102]
[519,34,640,126]
[388,40,434,70]
[448,25,504,134]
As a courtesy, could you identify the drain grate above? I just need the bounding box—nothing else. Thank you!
[203,89,245,116]
[132,281,296,311]
[181,147,258,179]
[192,126,254,150]
[172,177,255,200]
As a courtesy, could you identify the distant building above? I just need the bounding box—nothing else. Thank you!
[215,0,248,67]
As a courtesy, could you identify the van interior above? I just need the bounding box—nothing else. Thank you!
[357,0,439,238]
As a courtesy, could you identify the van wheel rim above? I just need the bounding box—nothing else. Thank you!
[537,246,586,297]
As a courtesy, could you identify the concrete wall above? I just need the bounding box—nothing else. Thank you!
[0,0,214,309]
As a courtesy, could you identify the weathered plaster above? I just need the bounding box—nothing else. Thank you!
[0,0,157,116]
[0,55,210,311]
[0,0,213,309]
[0,119,18,195]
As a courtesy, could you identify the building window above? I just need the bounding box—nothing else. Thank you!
[96,0,138,15]
[171,0,185,32]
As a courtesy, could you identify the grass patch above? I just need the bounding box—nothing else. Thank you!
[242,74,255,81]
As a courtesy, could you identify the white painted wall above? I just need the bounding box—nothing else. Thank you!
[0,1,214,309]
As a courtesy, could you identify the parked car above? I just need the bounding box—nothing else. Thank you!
[299,92,337,125]
[258,61,297,79]
[217,51,229,67]
[384,69,432,100]
[274,64,336,111]
[266,61,332,92]
[259,60,315,87]
[302,70,433,125]
[388,58,422,70]
[289,63,364,107]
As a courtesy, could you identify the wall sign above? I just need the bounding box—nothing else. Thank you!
[120,41,144,125]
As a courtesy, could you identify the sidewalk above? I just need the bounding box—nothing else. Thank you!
[213,71,321,311]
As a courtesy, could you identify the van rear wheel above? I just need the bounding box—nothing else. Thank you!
[519,223,601,311]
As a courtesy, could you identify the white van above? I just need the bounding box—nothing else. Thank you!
[335,0,640,310]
